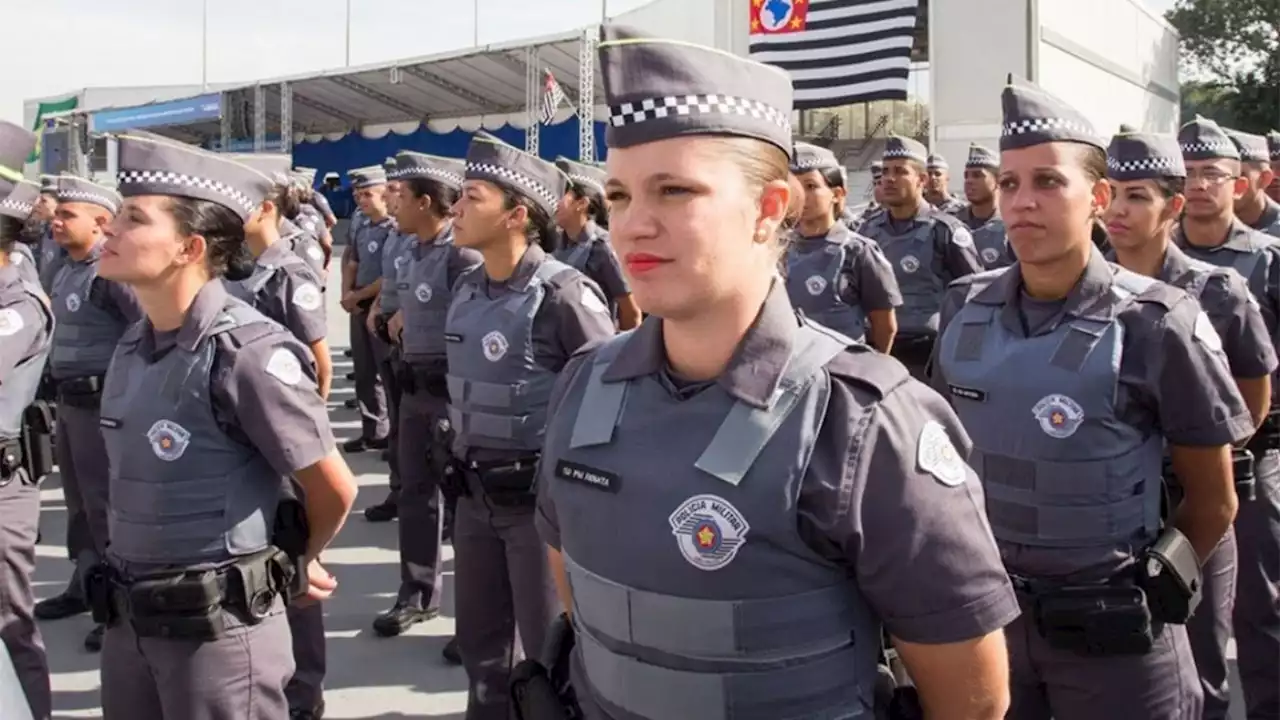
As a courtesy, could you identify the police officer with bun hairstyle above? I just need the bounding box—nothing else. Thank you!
[1175,117,1280,720]
[553,156,642,330]
[787,140,902,351]
[925,152,966,214]
[1104,125,1277,720]
[1226,129,1280,238]
[373,151,478,651]
[93,135,358,719]
[291,168,335,271]
[931,76,1251,719]
[0,121,55,720]
[227,154,327,279]
[447,131,615,719]
[536,25,1019,720]
[956,143,1011,270]
[861,136,983,378]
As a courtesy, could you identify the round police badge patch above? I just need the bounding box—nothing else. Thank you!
[981,247,1000,265]
[668,494,750,571]
[1033,394,1085,439]
[580,287,609,316]
[307,246,324,262]
[265,347,304,386]
[900,255,920,273]
[415,283,433,304]
[394,254,408,270]
[0,308,24,337]
[44,249,55,262]
[147,419,191,462]
[367,241,379,253]
[805,275,827,296]
[9,252,22,266]
[292,283,322,311]
[482,330,509,362]
[953,229,975,248]
[917,421,966,487]
[65,293,81,313]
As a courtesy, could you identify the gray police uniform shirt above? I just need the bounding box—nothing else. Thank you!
[48,244,143,381]
[0,263,53,441]
[954,206,1011,270]
[378,228,415,316]
[1174,219,1280,358]
[537,282,1019,717]
[931,250,1254,581]
[100,281,334,574]
[350,215,395,291]
[783,222,902,342]
[444,243,616,464]
[932,195,967,215]
[225,240,327,346]
[553,223,630,304]
[281,216,326,278]
[8,243,39,287]
[310,192,334,221]
[1250,197,1280,238]
[37,227,66,294]
[398,227,482,362]
[861,204,983,337]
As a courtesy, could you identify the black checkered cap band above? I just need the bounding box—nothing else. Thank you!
[116,169,256,215]
[387,165,465,188]
[1181,140,1236,155]
[1107,156,1182,174]
[466,162,558,212]
[609,94,792,136]
[1003,117,1098,141]
[57,189,120,214]
[567,173,605,195]
[1238,147,1270,163]
[0,197,33,217]
[884,147,926,161]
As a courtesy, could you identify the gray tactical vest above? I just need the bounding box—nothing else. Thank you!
[101,300,281,566]
[50,253,130,380]
[37,230,64,294]
[0,282,53,440]
[970,217,1011,270]
[445,259,573,453]
[864,214,943,336]
[548,323,882,719]
[8,244,39,287]
[784,231,866,341]
[353,218,393,288]
[937,270,1164,553]
[554,226,606,272]
[379,230,414,314]
[281,218,326,277]
[400,233,455,361]
[1178,226,1273,304]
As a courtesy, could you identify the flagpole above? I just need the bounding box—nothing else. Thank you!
[201,0,209,90]
[345,0,353,66]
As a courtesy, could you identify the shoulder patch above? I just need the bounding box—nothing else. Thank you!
[826,346,912,400]
[291,282,323,311]
[580,285,610,315]
[950,226,975,248]
[1193,311,1224,353]
[0,308,24,337]
[265,347,304,386]
[917,420,967,487]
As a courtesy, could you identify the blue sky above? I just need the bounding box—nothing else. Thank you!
[1,0,1179,124]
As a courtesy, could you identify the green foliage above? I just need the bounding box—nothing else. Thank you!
[1167,0,1279,130]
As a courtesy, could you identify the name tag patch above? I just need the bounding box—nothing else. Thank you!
[444,333,464,343]
[948,384,988,402]
[99,417,122,429]
[554,460,619,493]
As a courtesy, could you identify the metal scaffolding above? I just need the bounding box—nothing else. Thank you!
[252,84,266,152]
[280,82,293,155]
[524,45,540,156]
[577,26,597,162]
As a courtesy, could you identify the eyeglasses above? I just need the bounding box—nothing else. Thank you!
[1185,169,1236,185]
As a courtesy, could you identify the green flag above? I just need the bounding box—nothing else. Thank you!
[28,96,78,164]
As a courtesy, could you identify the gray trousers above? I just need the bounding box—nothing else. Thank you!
[55,403,110,569]
[1235,456,1280,720]
[1186,528,1237,720]
[349,307,389,442]
[377,342,402,497]
[395,380,445,609]
[102,601,293,720]
[0,475,49,720]
[285,603,326,712]
[1006,612,1202,719]
[454,492,557,720]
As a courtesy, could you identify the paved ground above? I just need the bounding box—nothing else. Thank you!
[32,241,1249,719]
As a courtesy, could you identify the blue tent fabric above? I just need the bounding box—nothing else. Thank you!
[294,118,608,209]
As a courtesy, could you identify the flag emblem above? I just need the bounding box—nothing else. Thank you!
[540,71,569,125]
[750,0,808,35]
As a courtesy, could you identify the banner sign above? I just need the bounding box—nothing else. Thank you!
[90,93,221,132]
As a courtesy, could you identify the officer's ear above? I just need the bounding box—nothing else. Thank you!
[1090,175,1112,219]
[504,201,530,232]
[756,178,792,243]
[1166,193,1187,220]
[1259,168,1276,194]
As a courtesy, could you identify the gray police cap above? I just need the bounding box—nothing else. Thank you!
[1106,130,1185,181]
[0,121,37,199]
[1178,116,1239,161]
[870,160,884,178]
[555,156,607,198]
[791,142,840,173]
[0,180,39,221]
[56,175,122,215]
[926,153,948,170]
[965,143,999,169]
[1269,130,1280,160]
[391,151,466,191]
[116,134,274,222]
[465,131,566,218]
[883,135,928,165]
[226,153,292,186]
[39,175,57,195]
[348,166,387,189]
[1001,75,1103,152]
[597,24,794,157]
[1226,129,1270,164]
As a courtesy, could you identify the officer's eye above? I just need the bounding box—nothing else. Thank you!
[660,185,693,197]
[1034,174,1063,189]
[605,190,629,204]
[997,177,1018,191]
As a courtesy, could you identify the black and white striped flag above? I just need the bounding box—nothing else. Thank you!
[540,70,572,125]
[748,0,920,110]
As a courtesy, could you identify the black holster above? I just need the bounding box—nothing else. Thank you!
[0,441,24,489]
[272,480,311,603]
[511,612,582,719]
[400,362,449,399]
[19,401,54,484]
[1020,578,1154,657]
[1232,447,1257,502]
[1247,409,1280,456]
[35,371,57,404]
[1138,527,1202,624]
[431,418,467,501]
[57,375,105,410]
[465,457,539,508]
[374,313,392,345]
[83,563,119,626]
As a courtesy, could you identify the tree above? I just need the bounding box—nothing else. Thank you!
[1166,0,1279,131]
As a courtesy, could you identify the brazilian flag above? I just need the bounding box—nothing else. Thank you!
[28,96,78,164]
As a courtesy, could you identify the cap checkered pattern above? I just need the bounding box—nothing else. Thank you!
[566,173,604,195]
[117,169,256,215]
[57,189,120,214]
[466,162,558,211]
[884,147,926,161]
[0,197,32,217]
[1180,139,1235,155]
[388,165,465,187]
[1003,117,1098,141]
[609,94,791,137]
[1107,156,1181,173]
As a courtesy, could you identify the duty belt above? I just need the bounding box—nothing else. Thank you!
[462,455,539,508]
[56,375,106,409]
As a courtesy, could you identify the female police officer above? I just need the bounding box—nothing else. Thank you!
[0,121,54,720]
[1104,127,1277,720]
[94,134,358,720]
[788,140,902,352]
[535,25,1020,720]
[931,78,1251,719]
[552,157,641,330]
[446,132,615,719]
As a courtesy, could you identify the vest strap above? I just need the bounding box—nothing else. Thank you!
[695,327,847,486]
[569,332,635,449]
[1049,317,1112,373]
[952,302,996,363]
[564,553,862,659]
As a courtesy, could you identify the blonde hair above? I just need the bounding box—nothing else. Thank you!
[698,136,793,252]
